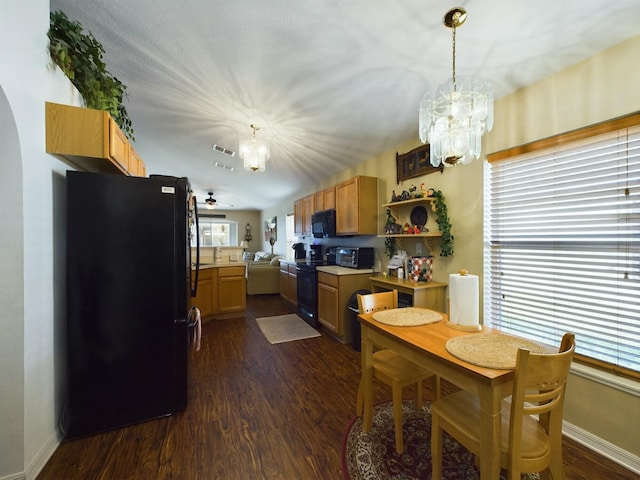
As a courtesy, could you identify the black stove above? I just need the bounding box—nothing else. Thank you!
[295,259,329,327]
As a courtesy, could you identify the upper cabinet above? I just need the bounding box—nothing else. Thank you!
[335,175,378,235]
[314,186,336,213]
[294,177,377,237]
[294,194,315,236]
[45,102,146,177]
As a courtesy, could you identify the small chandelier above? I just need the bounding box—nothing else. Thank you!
[419,7,494,167]
[239,124,270,173]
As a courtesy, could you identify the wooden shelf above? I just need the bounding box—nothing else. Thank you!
[377,232,441,238]
[382,196,436,208]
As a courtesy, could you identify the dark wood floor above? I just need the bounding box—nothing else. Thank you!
[38,294,638,480]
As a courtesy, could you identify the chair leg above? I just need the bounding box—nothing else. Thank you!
[431,411,442,479]
[392,383,404,454]
[413,380,423,410]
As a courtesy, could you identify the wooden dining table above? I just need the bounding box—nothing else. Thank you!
[358,309,515,480]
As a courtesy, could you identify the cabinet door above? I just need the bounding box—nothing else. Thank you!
[336,177,358,234]
[218,275,246,313]
[192,269,215,317]
[108,117,129,172]
[279,269,289,301]
[302,194,315,234]
[314,191,324,212]
[294,199,303,235]
[318,281,339,334]
[288,272,297,304]
[323,187,336,210]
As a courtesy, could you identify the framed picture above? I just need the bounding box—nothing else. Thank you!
[396,144,443,184]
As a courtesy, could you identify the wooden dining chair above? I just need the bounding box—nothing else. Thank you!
[431,332,576,480]
[356,290,439,454]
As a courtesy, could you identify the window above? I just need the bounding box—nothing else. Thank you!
[486,115,640,377]
[193,216,238,247]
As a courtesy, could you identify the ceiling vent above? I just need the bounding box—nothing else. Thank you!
[212,144,236,156]
[214,161,234,172]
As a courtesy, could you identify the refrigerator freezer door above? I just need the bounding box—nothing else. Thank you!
[65,172,190,438]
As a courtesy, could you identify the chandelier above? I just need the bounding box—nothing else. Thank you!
[239,124,270,173]
[419,7,494,167]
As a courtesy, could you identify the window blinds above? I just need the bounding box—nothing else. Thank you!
[486,125,640,373]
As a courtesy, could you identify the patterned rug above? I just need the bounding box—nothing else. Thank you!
[342,400,539,480]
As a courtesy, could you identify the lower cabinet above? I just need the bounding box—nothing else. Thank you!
[217,266,246,314]
[192,265,246,319]
[317,271,371,343]
[192,267,217,318]
[279,262,297,306]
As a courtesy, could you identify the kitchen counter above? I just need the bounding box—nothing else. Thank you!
[195,262,246,270]
[316,265,374,276]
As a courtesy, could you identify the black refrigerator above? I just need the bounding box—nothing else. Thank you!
[63,171,199,439]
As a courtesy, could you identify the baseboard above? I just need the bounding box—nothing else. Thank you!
[0,472,26,480]
[23,430,61,480]
[563,420,640,475]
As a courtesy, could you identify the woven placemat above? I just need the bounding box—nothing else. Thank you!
[372,307,442,327]
[445,333,551,369]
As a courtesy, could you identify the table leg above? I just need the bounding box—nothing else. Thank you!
[360,322,374,432]
[478,384,502,480]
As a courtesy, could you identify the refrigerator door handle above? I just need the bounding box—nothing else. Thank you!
[177,307,199,327]
[190,197,200,297]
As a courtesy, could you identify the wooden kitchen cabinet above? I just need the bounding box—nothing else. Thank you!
[128,145,147,177]
[192,267,217,318]
[317,271,371,343]
[335,175,378,235]
[323,186,336,210]
[217,266,246,314]
[293,194,315,235]
[279,262,298,306]
[45,102,145,177]
[192,265,245,320]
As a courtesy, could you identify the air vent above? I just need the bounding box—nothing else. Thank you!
[214,161,234,172]
[212,144,236,156]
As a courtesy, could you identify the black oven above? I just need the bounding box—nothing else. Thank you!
[296,262,320,328]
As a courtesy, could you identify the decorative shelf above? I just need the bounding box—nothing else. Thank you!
[382,196,437,209]
[377,232,442,238]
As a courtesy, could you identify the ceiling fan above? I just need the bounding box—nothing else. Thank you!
[197,191,233,210]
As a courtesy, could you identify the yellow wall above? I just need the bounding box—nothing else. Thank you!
[269,34,640,460]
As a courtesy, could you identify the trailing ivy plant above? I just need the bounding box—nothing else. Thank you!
[430,189,454,257]
[48,11,135,141]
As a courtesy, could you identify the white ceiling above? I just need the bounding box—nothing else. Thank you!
[49,0,640,210]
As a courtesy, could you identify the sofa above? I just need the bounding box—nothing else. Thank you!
[245,251,283,295]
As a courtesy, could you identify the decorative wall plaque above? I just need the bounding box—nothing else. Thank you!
[396,144,444,184]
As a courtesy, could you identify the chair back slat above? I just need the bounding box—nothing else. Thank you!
[357,290,398,314]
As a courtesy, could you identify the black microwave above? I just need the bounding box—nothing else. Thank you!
[312,209,336,238]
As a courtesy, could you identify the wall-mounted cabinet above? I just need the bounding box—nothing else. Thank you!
[335,175,378,235]
[45,102,146,177]
[294,194,315,236]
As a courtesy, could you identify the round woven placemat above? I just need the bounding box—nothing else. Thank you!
[372,307,442,326]
[446,333,551,369]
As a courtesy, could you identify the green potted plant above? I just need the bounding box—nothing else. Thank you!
[430,189,454,256]
[48,11,134,140]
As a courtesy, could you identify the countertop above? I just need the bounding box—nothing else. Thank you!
[316,265,374,276]
[194,262,246,270]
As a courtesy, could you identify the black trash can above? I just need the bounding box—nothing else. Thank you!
[348,289,371,352]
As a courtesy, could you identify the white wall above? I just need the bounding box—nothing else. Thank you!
[0,1,82,478]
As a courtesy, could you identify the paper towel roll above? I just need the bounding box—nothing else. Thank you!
[449,273,479,327]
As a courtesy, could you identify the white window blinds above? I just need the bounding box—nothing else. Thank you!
[486,123,640,373]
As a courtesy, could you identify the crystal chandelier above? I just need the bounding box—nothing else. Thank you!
[419,7,494,167]
[239,124,270,172]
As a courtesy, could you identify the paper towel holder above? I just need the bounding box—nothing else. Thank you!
[446,268,483,331]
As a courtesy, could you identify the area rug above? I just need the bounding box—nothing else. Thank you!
[342,400,539,480]
[256,314,321,344]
